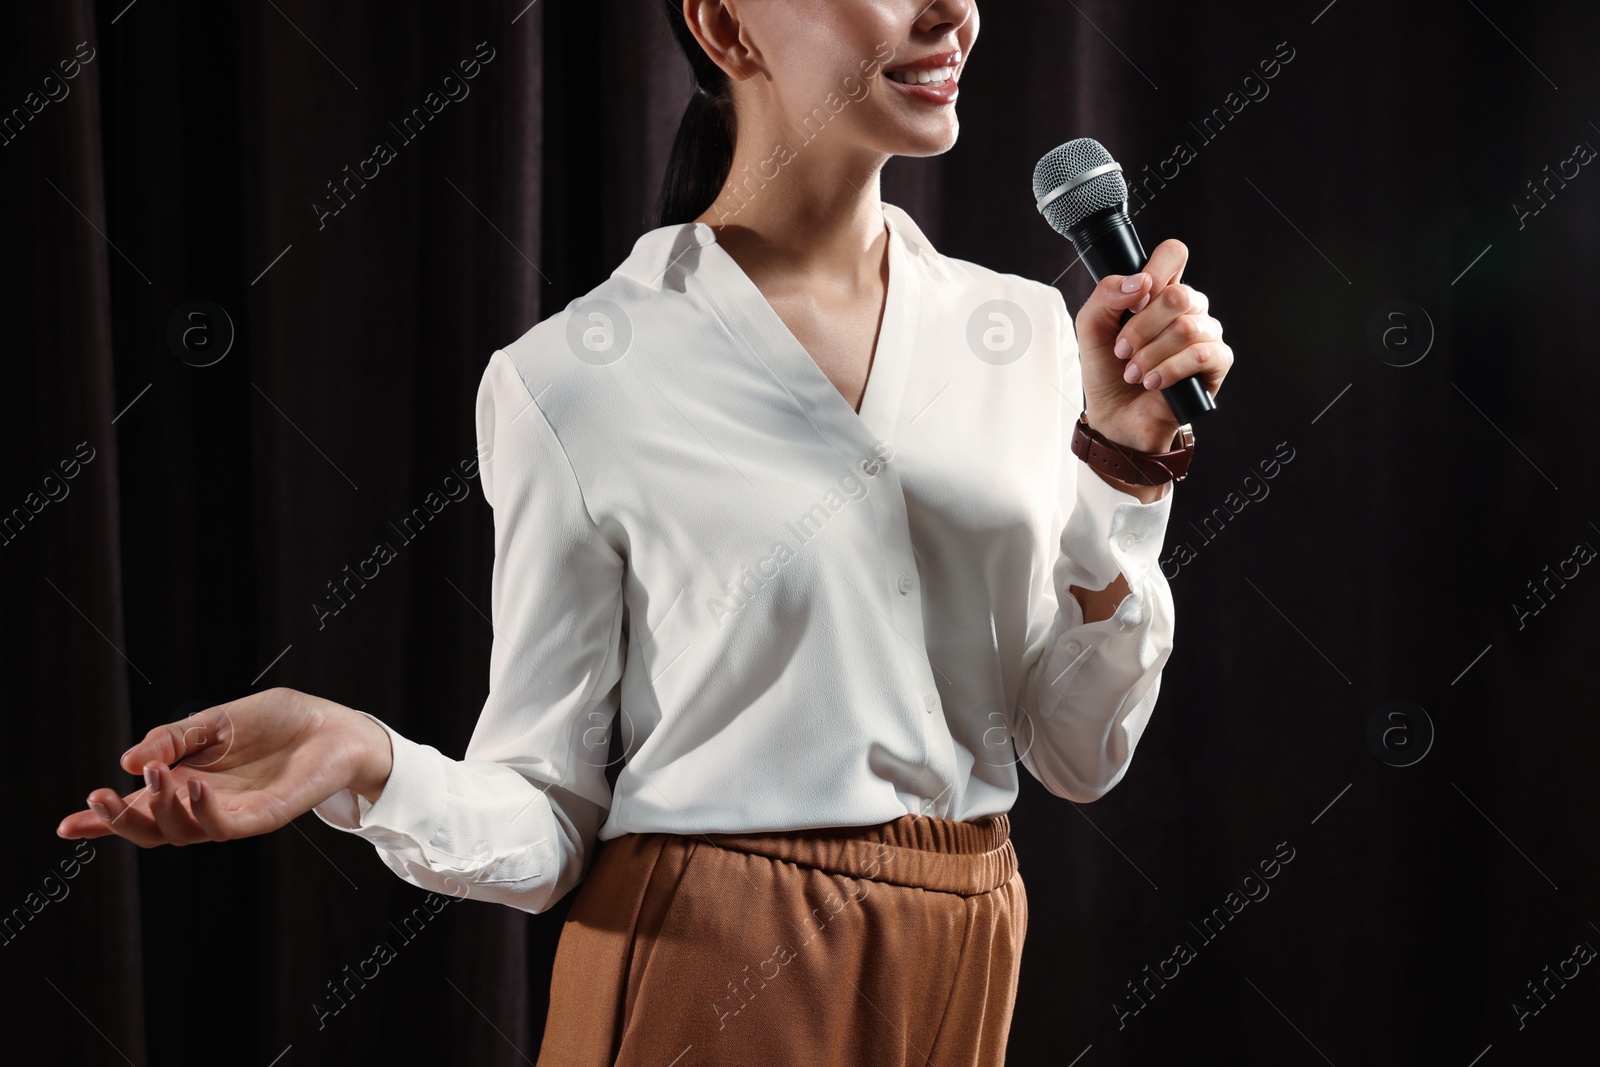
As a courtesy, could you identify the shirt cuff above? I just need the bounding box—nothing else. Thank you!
[1058,462,1175,596]
[310,711,447,853]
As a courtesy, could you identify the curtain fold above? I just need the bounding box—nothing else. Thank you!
[4,4,148,1066]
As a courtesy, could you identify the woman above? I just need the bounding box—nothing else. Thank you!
[57,0,1232,1063]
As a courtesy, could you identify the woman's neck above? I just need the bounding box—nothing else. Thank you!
[696,131,890,282]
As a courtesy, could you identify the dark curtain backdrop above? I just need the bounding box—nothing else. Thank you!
[6,1,1598,1063]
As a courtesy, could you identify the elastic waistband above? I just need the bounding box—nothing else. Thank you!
[697,812,1015,896]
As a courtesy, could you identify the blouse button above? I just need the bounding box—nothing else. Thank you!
[1118,532,1140,551]
[923,692,939,713]
[1064,640,1082,656]
[897,573,914,595]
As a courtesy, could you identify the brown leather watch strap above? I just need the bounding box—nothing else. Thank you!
[1070,412,1195,486]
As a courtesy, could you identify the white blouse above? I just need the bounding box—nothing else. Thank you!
[313,203,1177,915]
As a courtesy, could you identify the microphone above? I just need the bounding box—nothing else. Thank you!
[1033,137,1217,425]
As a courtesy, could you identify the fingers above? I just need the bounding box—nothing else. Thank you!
[120,703,235,776]
[1123,313,1224,380]
[1114,283,1210,358]
[56,804,118,840]
[1141,238,1190,289]
[59,772,240,846]
[1132,339,1234,396]
[56,786,139,840]
[143,763,210,846]
[186,778,236,842]
[1075,271,1155,353]
[1075,237,1189,355]
[1110,238,1196,360]
[80,784,168,847]
[69,766,210,847]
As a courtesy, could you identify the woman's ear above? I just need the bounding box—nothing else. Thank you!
[684,0,759,83]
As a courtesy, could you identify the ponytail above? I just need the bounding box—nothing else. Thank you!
[657,0,736,227]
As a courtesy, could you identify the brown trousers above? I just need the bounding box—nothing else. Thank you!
[536,812,1027,1066]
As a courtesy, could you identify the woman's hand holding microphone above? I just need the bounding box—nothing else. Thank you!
[56,687,394,846]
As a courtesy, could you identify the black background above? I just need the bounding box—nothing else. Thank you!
[4,1,1598,1064]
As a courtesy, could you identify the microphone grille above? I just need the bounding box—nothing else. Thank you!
[1033,137,1128,236]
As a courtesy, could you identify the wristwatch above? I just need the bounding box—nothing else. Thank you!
[1070,412,1195,486]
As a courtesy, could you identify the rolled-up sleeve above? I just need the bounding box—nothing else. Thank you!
[1016,287,1178,802]
[312,347,628,914]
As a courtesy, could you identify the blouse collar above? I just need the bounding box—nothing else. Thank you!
[611,201,942,293]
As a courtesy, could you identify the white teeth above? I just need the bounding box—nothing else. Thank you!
[888,65,954,86]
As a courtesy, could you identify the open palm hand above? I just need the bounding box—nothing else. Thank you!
[56,687,390,847]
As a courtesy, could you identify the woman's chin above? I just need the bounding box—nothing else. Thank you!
[884,124,960,159]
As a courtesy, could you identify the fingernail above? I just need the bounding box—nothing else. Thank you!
[1143,370,1162,390]
[1120,274,1146,294]
[188,779,203,804]
[88,799,112,820]
[1124,360,1142,384]
[144,764,160,794]
[56,822,69,837]
[1132,294,1151,313]
[1114,338,1132,359]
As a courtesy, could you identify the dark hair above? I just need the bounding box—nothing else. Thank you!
[657,0,737,227]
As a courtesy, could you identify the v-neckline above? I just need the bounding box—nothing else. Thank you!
[692,208,917,450]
